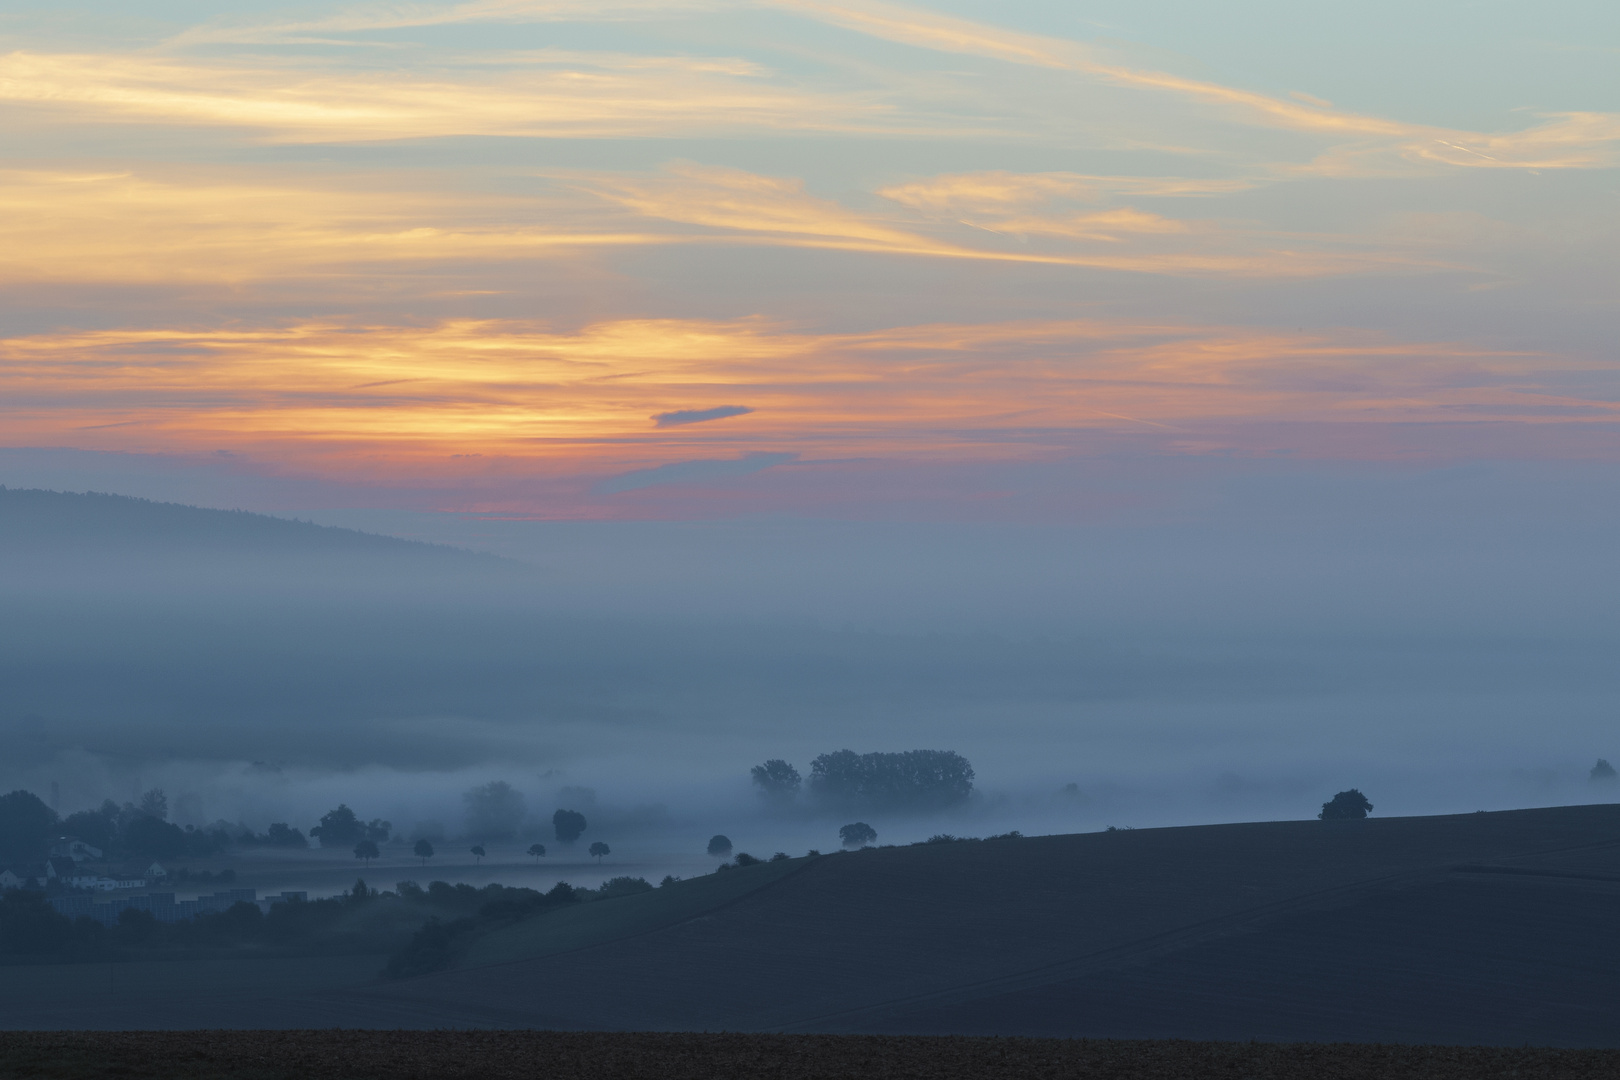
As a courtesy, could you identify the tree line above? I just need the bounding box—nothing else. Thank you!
[750,749,975,810]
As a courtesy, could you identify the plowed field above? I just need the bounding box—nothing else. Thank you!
[3,1032,1619,1080]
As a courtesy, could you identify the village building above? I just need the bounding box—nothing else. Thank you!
[48,838,104,862]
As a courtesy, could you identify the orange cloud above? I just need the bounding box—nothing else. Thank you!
[2,317,1609,484]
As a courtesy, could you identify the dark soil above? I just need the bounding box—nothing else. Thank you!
[1,1032,1617,1080]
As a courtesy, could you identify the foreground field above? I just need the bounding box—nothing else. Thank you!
[5,1032,1620,1080]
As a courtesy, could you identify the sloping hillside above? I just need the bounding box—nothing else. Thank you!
[329,803,1620,1042]
[6,804,1620,1041]
[0,487,491,562]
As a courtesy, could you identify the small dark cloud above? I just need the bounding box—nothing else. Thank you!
[594,452,795,494]
[652,405,753,427]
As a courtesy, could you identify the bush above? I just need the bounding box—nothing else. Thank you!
[733,853,760,866]
[597,877,653,899]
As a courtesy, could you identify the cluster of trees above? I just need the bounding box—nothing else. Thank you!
[0,788,230,867]
[751,750,975,810]
[310,805,390,848]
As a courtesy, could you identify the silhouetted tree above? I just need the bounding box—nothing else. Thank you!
[351,878,371,903]
[265,823,308,848]
[839,822,877,848]
[589,841,610,861]
[353,839,379,863]
[463,781,526,841]
[61,807,116,851]
[1592,759,1617,782]
[527,843,546,861]
[553,809,587,845]
[706,834,732,857]
[470,845,485,864]
[0,790,57,864]
[123,814,186,858]
[311,805,362,848]
[414,838,434,865]
[137,788,168,821]
[751,759,802,798]
[1319,789,1374,820]
[733,852,760,866]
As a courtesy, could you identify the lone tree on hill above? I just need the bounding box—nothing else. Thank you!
[751,760,802,798]
[470,844,485,864]
[1591,759,1617,782]
[353,838,379,864]
[589,841,610,862]
[413,838,434,865]
[528,843,547,861]
[1319,789,1374,820]
[707,834,733,857]
[553,809,587,845]
[839,822,878,848]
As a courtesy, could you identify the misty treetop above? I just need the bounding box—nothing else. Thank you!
[0,790,58,864]
[751,760,802,797]
[309,805,391,848]
[809,750,975,809]
[463,781,525,841]
[553,809,587,845]
[2,789,226,866]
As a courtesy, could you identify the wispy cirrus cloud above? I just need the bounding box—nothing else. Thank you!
[0,165,1439,290]
[0,49,891,142]
[776,0,1620,171]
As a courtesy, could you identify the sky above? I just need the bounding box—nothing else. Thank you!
[0,1,1617,843]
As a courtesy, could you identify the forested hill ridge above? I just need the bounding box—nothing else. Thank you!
[0,487,492,563]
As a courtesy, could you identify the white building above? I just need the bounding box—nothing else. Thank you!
[48,839,104,862]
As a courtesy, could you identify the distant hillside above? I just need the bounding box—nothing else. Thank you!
[0,487,489,562]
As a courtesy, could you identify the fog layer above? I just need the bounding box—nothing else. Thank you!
[2,463,1617,846]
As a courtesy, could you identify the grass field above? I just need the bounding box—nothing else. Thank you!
[5,1032,1620,1080]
